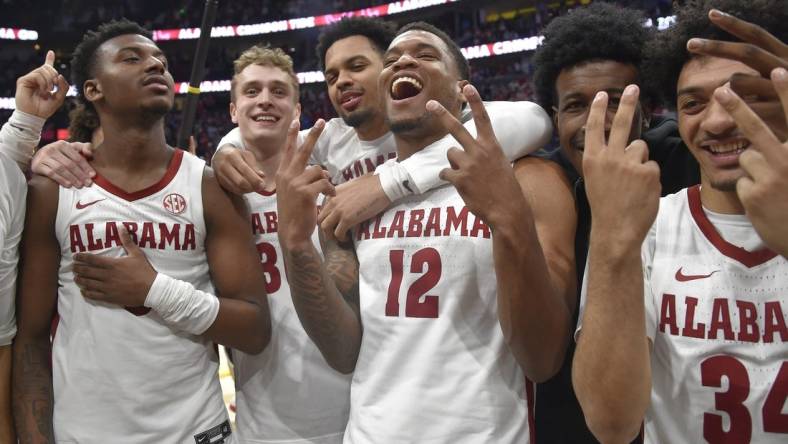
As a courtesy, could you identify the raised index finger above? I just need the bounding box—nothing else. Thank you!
[462,84,496,144]
[294,119,325,169]
[45,50,55,67]
[426,99,477,153]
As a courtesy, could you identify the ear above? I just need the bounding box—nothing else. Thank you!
[552,106,559,129]
[457,79,470,102]
[229,101,238,124]
[294,102,302,120]
[83,79,102,103]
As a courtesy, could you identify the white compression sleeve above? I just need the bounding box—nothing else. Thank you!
[392,101,553,195]
[0,110,45,172]
[144,273,221,335]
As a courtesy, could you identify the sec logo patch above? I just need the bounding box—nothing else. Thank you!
[163,193,187,214]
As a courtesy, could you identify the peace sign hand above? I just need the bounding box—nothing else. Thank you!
[275,119,333,248]
[15,50,70,119]
[431,84,526,229]
[582,85,661,249]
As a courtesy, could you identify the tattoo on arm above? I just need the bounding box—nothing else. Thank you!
[282,230,361,370]
[13,340,54,444]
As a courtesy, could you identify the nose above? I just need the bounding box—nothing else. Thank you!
[256,88,274,107]
[391,53,418,71]
[700,94,737,136]
[336,69,353,90]
[145,55,166,74]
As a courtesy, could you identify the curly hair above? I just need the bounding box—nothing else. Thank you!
[315,17,396,71]
[642,0,788,107]
[532,2,652,117]
[70,19,151,108]
[395,21,471,81]
[67,103,100,143]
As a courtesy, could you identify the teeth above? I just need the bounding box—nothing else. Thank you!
[708,140,748,154]
[391,76,422,93]
[254,115,277,122]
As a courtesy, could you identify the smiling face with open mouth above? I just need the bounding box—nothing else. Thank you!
[379,29,466,138]
[230,63,300,150]
[677,56,787,193]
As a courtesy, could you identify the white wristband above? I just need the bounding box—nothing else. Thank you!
[375,159,416,201]
[144,273,220,335]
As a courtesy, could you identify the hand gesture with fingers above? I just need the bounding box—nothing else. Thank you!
[213,146,266,194]
[431,84,526,228]
[15,50,70,119]
[31,140,95,188]
[687,9,787,105]
[715,69,788,256]
[275,119,334,248]
[73,226,157,308]
[582,86,661,248]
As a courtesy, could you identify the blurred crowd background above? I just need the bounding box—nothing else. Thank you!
[0,0,673,160]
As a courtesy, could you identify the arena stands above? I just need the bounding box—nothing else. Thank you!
[0,0,674,159]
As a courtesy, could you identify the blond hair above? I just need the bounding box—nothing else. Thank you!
[231,45,300,102]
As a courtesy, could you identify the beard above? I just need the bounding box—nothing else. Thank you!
[386,111,430,135]
[342,107,374,128]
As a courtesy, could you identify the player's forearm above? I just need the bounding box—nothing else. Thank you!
[492,214,571,382]
[12,335,54,444]
[204,298,271,354]
[485,101,552,162]
[282,241,362,374]
[573,234,651,444]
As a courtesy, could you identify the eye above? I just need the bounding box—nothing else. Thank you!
[417,53,437,60]
[351,63,366,72]
[123,56,140,63]
[679,98,704,114]
[273,88,286,96]
[245,88,258,96]
[562,101,585,113]
[383,57,397,68]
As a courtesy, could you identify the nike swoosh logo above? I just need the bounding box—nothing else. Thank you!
[675,267,720,282]
[76,198,106,210]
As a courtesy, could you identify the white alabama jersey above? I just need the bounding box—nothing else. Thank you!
[347,184,532,443]
[234,190,351,444]
[643,186,786,443]
[309,118,396,185]
[53,149,233,444]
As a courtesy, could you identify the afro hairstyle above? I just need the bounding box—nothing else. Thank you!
[532,2,653,117]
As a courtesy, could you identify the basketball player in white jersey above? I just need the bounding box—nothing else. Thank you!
[684,8,788,258]
[13,20,271,444]
[212,17,551,239]
[0,49,69,444]
[275,22,573,443]
[225,44,352,444]
[573,2,788,443]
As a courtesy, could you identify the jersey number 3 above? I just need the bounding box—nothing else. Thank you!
[701,357,787,443]
[386,248,441,318]
[256,242,281,294]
